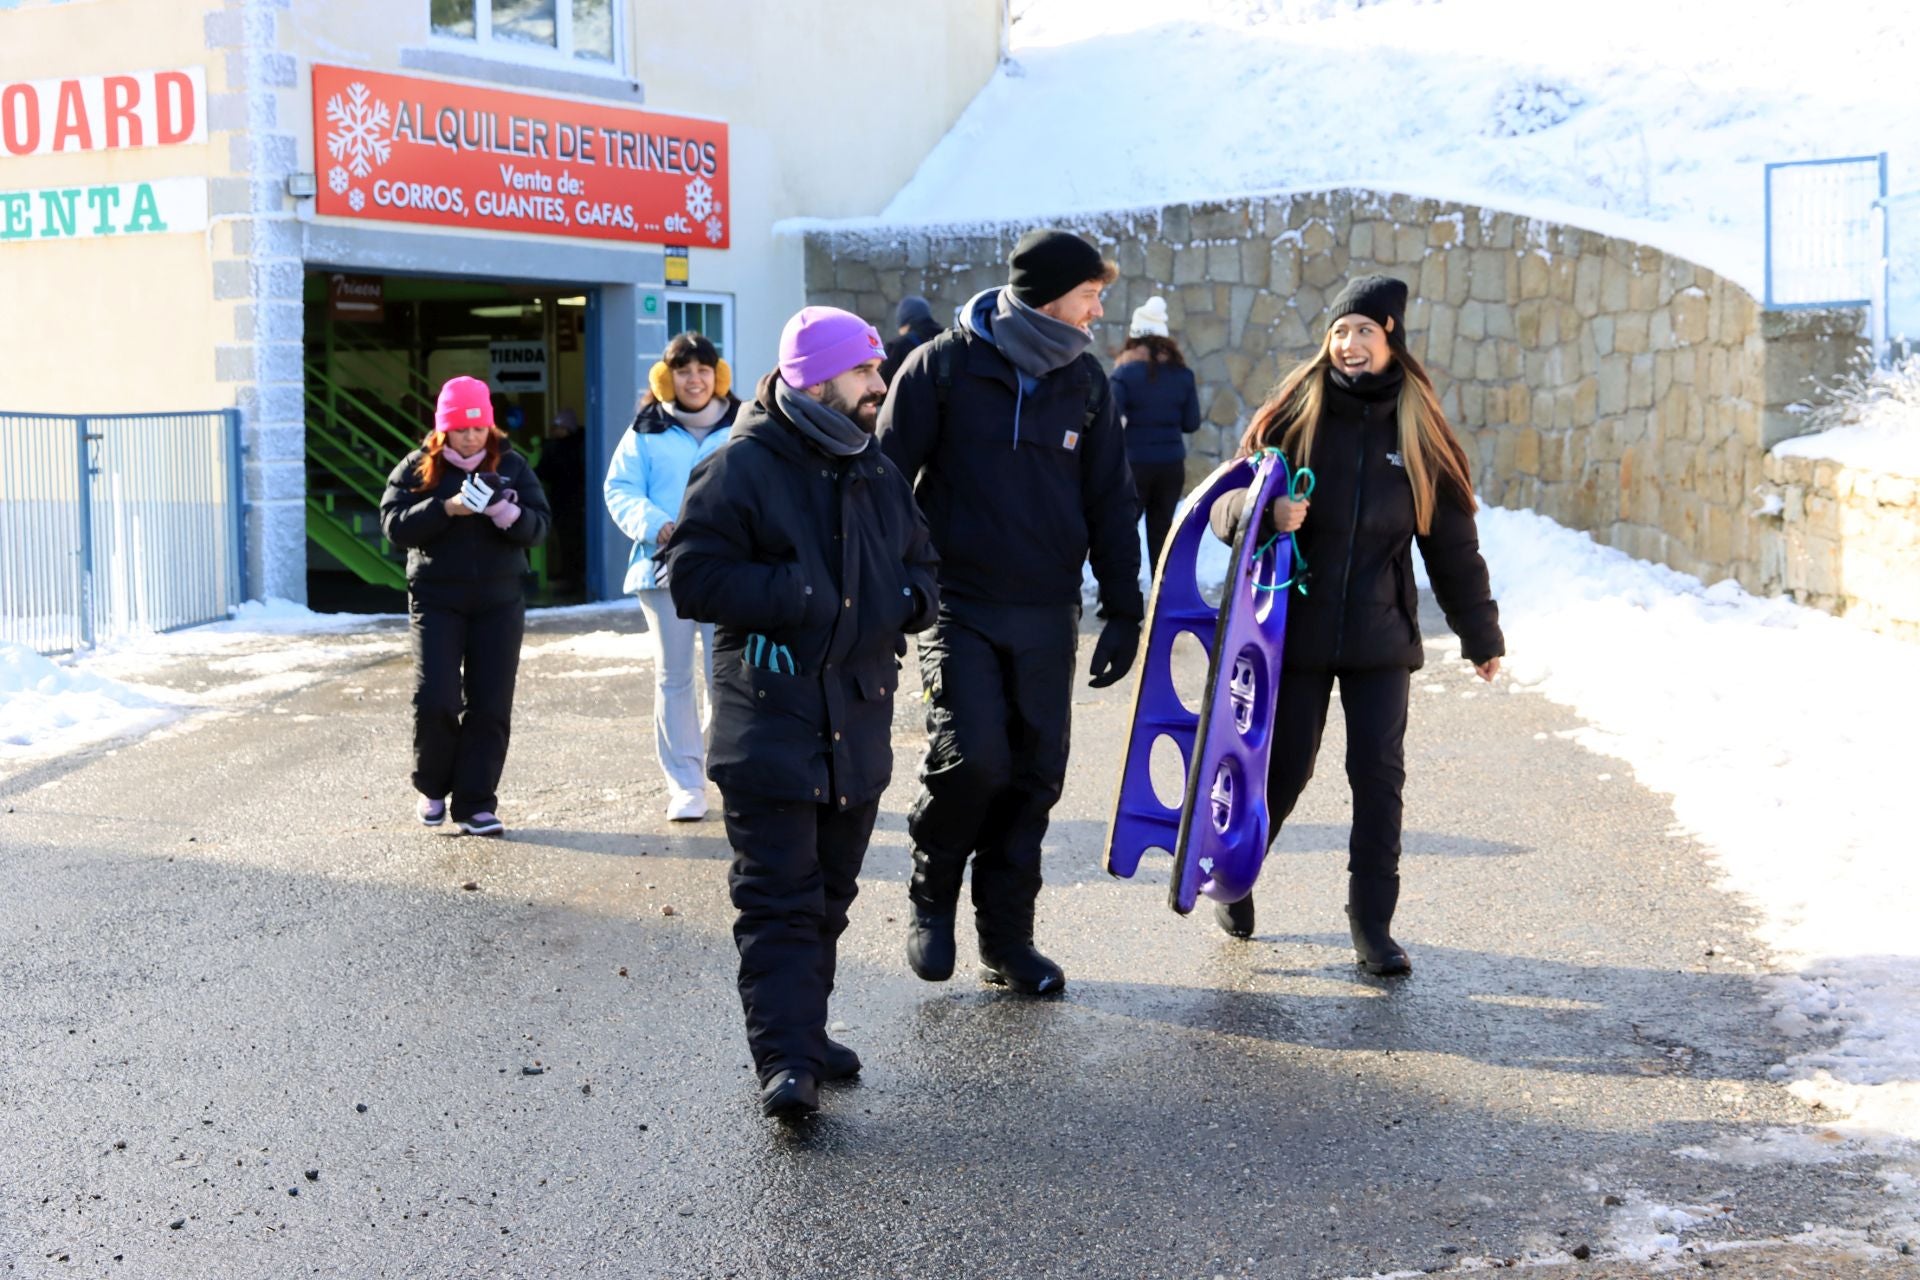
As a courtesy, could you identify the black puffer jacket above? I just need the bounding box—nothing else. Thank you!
[1212,373,1503,672]
[667,373,941,808]
[379,446,551,607]
[878,325,1143,621]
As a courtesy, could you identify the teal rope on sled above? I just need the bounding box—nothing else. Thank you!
[1249,447,1315,596]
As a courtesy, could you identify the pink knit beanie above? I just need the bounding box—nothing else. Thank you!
[435,376,495,432]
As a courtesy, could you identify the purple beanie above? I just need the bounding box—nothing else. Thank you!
[778,307,885,389]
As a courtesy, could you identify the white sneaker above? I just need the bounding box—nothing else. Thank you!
[666,789,707,822]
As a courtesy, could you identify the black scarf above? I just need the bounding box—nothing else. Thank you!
[1328,361,1405,403]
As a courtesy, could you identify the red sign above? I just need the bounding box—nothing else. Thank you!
[310,65,728,248]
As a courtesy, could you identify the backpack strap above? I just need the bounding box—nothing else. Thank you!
[932,333,955,414]
[929,331,1102,432]
[1082,361,1103,433]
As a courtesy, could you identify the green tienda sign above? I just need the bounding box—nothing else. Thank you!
[0,177,207,243]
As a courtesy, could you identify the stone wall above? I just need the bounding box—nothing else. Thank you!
[803,190,1868,601]
[1756,450,1920,641]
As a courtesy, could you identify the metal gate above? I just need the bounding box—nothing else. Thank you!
[0,410,246,654]
[1765,152,1891,364]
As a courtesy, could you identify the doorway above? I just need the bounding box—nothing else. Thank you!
[302,272,596,612]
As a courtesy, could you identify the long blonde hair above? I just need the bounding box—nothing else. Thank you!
[1237,328,1475,534]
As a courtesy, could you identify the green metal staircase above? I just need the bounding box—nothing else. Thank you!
[303,349,548,593]
[304,361,416,591]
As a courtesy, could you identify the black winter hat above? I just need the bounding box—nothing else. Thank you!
[896,295,933,328]
[1008,229,1109,308]
[1327,274,1409,336]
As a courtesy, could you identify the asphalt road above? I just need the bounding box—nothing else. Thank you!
[1,600,1914,1279]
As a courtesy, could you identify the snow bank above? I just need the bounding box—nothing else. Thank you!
[878,0,1918,333]
[0,642,175,756]
[1448,507,1920,1141]
[1773,356,1920,476]
[0,599,405,771]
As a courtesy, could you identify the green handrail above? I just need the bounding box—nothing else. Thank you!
[303,361,421,460]
[305,433,387,508]
[305,496,406,590]
[325,333,440,407]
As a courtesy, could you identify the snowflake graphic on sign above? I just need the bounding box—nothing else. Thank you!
[327,166,350,195]
[348,188,366,212]
[705,216,724,244]
[325,82,392,179]
[684,177,714,222]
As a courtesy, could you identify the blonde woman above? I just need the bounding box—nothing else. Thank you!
[1207,276,1503,973]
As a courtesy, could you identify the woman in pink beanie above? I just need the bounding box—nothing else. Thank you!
[379,375,552,836]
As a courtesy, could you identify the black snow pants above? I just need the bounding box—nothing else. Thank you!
[721,795,880,1083]
[906,596,1079,949]
[408,592,525,822]
[1264,666,1411,882]
[1129,459,1188,577]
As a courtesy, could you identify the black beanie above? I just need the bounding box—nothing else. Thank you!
[895,295,933,328]
[1008,229,1108,308]
[1326,275,1409,336]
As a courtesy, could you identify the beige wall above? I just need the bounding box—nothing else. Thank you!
[274,0,1004,382]
[0,0,226,413]
[1,0,1006,405]
[630,0,1003,381]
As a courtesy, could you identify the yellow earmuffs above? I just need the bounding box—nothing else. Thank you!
[649,357,731,405]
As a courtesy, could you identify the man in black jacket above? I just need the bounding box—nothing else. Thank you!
[878,228,1143,996]
[880,295,942,385]
[667,306,939,1121]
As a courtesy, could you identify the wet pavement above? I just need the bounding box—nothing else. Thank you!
[1,601,1915,1278]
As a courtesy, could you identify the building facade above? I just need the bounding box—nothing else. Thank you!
[1,0,1003,605]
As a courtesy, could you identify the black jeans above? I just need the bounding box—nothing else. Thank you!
[906,597,1078,946]
[721,795,880,1082]
[409,594,525,821]
[1264,667,1410,880]
[1129,458,1188,576]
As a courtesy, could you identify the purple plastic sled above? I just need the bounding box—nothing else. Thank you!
[1103,452,1297,914]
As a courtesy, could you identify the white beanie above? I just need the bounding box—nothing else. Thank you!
[1129,295,1170,338]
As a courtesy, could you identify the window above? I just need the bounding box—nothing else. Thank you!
[431,0,619,67]
[666,295,733,361]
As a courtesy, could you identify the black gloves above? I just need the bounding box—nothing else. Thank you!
[1087,618,1141,689]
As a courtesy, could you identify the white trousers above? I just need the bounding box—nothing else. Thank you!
[636,589,714,797]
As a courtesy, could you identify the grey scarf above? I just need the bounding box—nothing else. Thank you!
[990,288,1092,380]
[774,378,871,458]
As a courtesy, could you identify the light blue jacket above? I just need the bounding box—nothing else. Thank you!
[603,399,738,593]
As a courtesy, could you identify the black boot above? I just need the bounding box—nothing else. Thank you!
[977,900,1065,995]
[979,941,1065,995]
[822,1037,862,1081]
[906,844,963,982]
[759,1069,819,1121]
[1214,892,1255,938]
[1347,874,1411,976]
[905,909,957,982]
